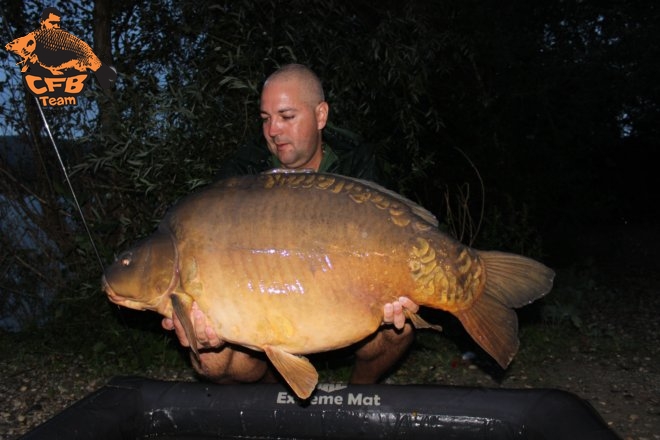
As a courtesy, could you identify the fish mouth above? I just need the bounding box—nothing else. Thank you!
[102,279,149,312]
[101,275,165,313]
[102,275,127,306]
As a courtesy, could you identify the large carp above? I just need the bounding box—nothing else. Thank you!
[103,170,554,399]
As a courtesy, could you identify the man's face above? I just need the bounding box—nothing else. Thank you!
[41,13,61,29]
[260,78,328,170]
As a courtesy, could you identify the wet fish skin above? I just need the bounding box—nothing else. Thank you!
[103,170,554,399]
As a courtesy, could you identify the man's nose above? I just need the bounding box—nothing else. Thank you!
[266,119,281,137]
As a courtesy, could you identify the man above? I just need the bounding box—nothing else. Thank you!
[163,64,419,385]
[39,7,62,29]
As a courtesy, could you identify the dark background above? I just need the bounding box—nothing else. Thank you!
[0,0,657,333]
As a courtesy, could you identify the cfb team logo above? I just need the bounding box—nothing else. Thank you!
[5,7,117,107]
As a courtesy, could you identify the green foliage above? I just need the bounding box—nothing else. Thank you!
[541,294,584,330]
[474,193,545,257]
[538,261,610,332]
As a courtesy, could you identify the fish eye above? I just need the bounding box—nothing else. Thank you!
[118,252,132,267]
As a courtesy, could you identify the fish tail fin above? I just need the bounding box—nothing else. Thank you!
[454,251,554,368]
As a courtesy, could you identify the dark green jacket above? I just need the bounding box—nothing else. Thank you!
[214,126,387,185]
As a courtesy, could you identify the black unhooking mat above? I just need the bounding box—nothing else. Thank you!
[18,376,620,439]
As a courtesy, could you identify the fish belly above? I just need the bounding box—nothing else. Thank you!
[179,243,409,354]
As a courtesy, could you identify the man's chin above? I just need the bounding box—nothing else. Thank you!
[276,153,298,167]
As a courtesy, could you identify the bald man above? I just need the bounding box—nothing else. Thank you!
[260,64,328,170]
[163,64,419,385]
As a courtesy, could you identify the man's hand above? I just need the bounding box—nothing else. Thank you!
[161,301,222,349]
[382,296,419,329]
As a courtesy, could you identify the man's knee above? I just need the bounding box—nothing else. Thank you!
[355,324,415,361]
[190,347,269,384]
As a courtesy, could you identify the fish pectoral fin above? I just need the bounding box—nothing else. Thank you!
[405,310,443,332]
[263,345,318,400]
[170,293,199,357]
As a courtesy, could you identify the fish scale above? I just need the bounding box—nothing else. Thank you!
[103,170,554,399]
[38,29,86,51]
[33,29,100,68]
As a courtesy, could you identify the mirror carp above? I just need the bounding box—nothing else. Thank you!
[103,170,554,399]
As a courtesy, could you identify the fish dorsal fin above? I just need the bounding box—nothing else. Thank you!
[262,169,439,227]
[263,168,314,174]
[170,293,199,357]
[263,345,318,400]
[342,175,439,227]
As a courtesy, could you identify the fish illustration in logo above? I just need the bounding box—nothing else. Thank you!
[5,7,116,90]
